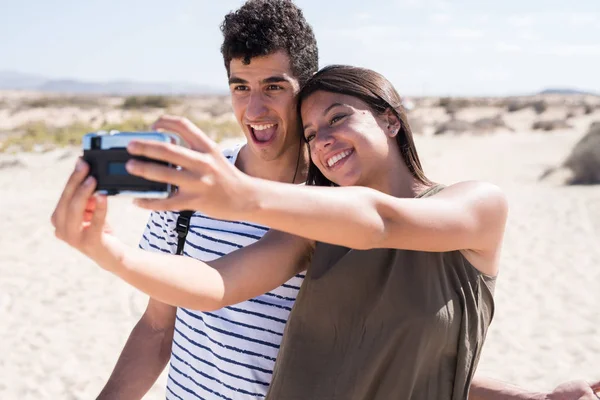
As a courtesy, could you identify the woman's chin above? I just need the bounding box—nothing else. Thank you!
[326,173,359,188]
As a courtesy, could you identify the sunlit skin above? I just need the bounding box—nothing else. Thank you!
[301,90,420,197]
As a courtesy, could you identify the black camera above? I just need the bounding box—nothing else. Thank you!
[82,131,180,198]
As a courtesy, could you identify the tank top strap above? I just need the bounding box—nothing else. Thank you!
[416,183,446,198]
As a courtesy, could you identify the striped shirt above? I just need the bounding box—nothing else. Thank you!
[138,143,304,400]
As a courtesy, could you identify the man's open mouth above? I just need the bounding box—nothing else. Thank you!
[249,123,278,143]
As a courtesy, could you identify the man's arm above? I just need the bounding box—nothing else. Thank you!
[96,298,176,400]
[469,376,544,400]
[470,376,600,400]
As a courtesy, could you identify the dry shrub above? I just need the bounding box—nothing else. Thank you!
[407,116,426,135]
[0,121,94,152]
[438,97,471,115]
[473,116,511,132]
[506,99,548,114]
[584,103,594,115]
[562,122,600,184]
[532,100,548,115]
[204,100,234,118]
[22,96,102,109]
[434,120,473,135]
[532,120,572,131]
[192,118,243,142]
[122,95,176,109]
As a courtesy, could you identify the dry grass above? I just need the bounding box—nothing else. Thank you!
[121,95,178,110]
[0,116,244,153]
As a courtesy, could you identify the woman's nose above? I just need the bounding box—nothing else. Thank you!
[314,129,334,152]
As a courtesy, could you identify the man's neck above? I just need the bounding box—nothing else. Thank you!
[236,143,309,184]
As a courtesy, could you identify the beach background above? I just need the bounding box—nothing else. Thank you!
[0,92,599,399]
[1,0,600,398]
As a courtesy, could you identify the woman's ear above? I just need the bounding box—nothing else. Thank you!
[384,109,401,138]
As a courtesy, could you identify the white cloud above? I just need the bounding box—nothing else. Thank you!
[396,0,449,10]
[567,13,599,26]
[354,12,373,21]
[324,25,412,50]
[507,15,536,28]
[176,13,194,24]
[472,14,490,24]
[457,44,476,54]
[536,44,600,57]
[429,13,451,24]
[495,41,523,53]
[518,31,541,42]
[447,28,483,40]
[474,68,512,82]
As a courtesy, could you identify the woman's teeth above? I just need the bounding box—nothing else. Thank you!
[327,150,352,168]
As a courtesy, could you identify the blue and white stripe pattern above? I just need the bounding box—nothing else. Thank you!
[138,144,304,400]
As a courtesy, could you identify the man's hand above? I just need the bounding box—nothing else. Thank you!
[546,380,600,400]
[125,115,256,220]
[50,158,117,263]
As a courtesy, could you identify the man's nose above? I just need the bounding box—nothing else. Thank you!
[245,91,268,120]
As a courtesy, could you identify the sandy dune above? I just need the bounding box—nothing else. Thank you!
[0,102,599,398]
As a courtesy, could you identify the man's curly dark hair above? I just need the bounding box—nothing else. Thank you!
[220,0,319,86]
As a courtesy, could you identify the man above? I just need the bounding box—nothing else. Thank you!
[95,1,316,399]
[50,1,597,399]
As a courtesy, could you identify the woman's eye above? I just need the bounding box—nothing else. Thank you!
[305,133,315,143]
[330,115,345,125]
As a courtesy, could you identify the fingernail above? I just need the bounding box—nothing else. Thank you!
[127,141,138,151]
[76,159,85,171]
[125,160,136,172]
[84,176,94,186]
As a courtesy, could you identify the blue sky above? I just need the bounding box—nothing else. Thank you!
[1,0,599,96]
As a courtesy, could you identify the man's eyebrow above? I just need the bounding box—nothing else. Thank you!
[302,103,346,131]
[228,76,248,85]
[262,76,289,84]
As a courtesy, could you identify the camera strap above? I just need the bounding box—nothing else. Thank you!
[175,210,195,256]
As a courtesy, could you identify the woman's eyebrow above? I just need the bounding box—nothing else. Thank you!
[302,103,347,131]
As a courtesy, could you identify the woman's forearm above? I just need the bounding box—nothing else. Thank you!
[244,180,385,250]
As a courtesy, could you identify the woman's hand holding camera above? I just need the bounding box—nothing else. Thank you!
[125,115,256,221]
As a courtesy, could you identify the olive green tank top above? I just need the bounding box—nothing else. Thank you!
[265,184,496,400]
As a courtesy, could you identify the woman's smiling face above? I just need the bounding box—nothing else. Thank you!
[301,90,398,187]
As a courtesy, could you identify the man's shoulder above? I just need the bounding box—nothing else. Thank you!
[220,141,245,164]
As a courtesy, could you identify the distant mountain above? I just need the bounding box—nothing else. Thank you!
[0,70,226,95]
[0,71,47,90]
[539,88,599,96]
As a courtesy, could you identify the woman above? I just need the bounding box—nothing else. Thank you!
[52,65,508,399]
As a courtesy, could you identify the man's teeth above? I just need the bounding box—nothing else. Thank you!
[250,123,275,131]
[327,150,352,167]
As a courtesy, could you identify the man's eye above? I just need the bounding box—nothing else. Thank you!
[234,85,249,91]
[267,85,283,91]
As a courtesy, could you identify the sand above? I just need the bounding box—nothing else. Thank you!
[1,108,599,398]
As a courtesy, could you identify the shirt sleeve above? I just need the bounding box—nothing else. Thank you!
[138,210,179,255]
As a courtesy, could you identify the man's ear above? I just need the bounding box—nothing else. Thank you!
[384,109,401,138]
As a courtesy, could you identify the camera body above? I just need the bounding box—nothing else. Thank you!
[82,130,180,198]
